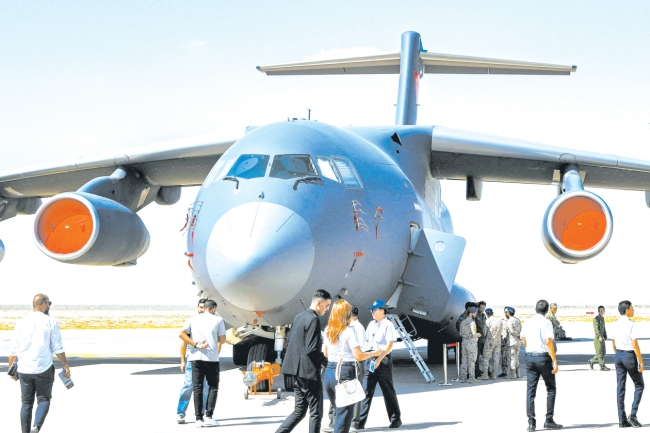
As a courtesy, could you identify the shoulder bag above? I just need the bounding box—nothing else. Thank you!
[335,358,366,407]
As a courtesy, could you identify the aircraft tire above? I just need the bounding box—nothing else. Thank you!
[232,342,249,366]
[247,343,269,392]
[427,339,445,365]
[283,374,296,391]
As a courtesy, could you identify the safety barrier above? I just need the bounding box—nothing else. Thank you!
[439,343,460,386]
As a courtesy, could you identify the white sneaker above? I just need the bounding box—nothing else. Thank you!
[196,419,204,428]
[178,414,186,424]
[30,427,39,433]
[203,418,220,427]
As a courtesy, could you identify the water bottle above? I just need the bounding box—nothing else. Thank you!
[369,359,376,373]
[58,369,74,389]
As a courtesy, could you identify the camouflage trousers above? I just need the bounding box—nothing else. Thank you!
[501,339,510,374]
[461,339,478,380]
[509,344,521,371]
[483,339,501,374]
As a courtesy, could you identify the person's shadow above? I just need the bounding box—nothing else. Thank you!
[363,421,460,431]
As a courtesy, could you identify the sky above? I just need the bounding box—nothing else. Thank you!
[1,1,649,307]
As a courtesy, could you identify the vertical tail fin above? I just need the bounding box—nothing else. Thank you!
[257,32,575,126]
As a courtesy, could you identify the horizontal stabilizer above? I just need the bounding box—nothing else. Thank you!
[257,52,576,76]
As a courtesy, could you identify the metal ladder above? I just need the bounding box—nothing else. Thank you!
[387,315,435,383]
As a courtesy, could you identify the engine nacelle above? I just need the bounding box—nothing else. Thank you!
[33,192,150,266]
[541,190,613,263]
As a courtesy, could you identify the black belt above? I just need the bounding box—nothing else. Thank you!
[617,350,635,354]
[327,361,356,367]
[526,352,550,357]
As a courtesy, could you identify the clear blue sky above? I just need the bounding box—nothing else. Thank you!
[1,1,649,306]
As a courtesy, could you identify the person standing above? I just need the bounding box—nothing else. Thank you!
[520,300,562,432]
[8,294,71,433]
[323,301,380,433]
[506,307,522,379]
[324,304,368,433]
[179,299,227,427]
[459,307,481,384]
[546,303,560,353]
[588,306,610,371]
[276,290,331,433]
[177,298,209,424]
[358,300,402,429]
[474,301,487,378]
[499,306,510,378]
[610,300,644,428]
[480,308,503,380]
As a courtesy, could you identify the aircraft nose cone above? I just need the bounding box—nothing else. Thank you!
[206,202,315,311]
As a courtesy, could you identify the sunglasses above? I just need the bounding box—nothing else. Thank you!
[41,301,52,306]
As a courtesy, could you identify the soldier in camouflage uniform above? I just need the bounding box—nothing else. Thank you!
[589,305,610,371]
[460,307,482,384]
[499,307,510,377]
[506,307,522,379]
[479,308,503,380]
[546,303,561,352]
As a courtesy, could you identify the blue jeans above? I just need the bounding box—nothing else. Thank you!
[324,362,356,433]
[615,350,645,422]
[177,360,208,415]
[19,365,55,433]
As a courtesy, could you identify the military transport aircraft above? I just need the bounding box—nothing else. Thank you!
[1,31,648,389]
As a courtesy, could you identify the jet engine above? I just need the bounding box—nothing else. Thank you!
[541,183,613,264]
[33,192,150,266]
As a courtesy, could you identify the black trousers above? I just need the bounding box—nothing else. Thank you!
[358,355,401,428]
[19,365,55,433]
[191,360,220,420]
[276,376,323,433]
[525,354,556,424]
[615,350,644,421]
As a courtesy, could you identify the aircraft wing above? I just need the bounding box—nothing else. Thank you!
[430,126,650,192]
[0,134,238,220]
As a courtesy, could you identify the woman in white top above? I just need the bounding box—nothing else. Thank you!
[323,300,380,433]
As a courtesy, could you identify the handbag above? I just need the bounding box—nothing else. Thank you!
[334,358,366,408]
[8,361,18,378]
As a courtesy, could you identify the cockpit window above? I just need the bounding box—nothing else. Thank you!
[332,157,363,188]
[270,154,318,180]
[315,157,341,183]
[204,156,236,188]
[227,154,269,179]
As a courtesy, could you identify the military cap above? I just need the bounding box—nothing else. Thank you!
[468,307,477,314]
[485,308,493,313]
[507,307,516,315]
[550,303,558,309]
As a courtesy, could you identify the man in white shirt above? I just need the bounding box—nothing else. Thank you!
[177,298,209,424]
[520,300,562,432]
[610,300,644,428]
[358,300,401,430]
[179,299,227,428]
[9,294,71,433]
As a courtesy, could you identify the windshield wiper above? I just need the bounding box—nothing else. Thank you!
[293,176,322,190]
[223,176,239,189]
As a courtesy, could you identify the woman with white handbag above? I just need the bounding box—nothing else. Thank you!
[323,300,381,433]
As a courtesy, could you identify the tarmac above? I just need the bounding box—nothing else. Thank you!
[1,321,649,432]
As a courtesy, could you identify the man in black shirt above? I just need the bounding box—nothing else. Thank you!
[475,301,487,377]
[276,290,331,433]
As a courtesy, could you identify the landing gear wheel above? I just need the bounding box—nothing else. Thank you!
[233,342,249,366]
[244,387,249,400]
[284,373,296,391]
[247,343,269,392]
[277,388,282,399]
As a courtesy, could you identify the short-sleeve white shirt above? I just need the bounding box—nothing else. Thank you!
[183,313,227,362]
[520,313,554,354]
[325,327,360,363]
[366,317,396,351]
[349,320,367,352]
[10,312,65,374]
[610,316,640,351]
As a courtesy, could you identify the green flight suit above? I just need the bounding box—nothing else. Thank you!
[589,315,607,367]
[546,312,560,353]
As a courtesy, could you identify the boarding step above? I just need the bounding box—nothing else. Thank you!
[387,314,435,384]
